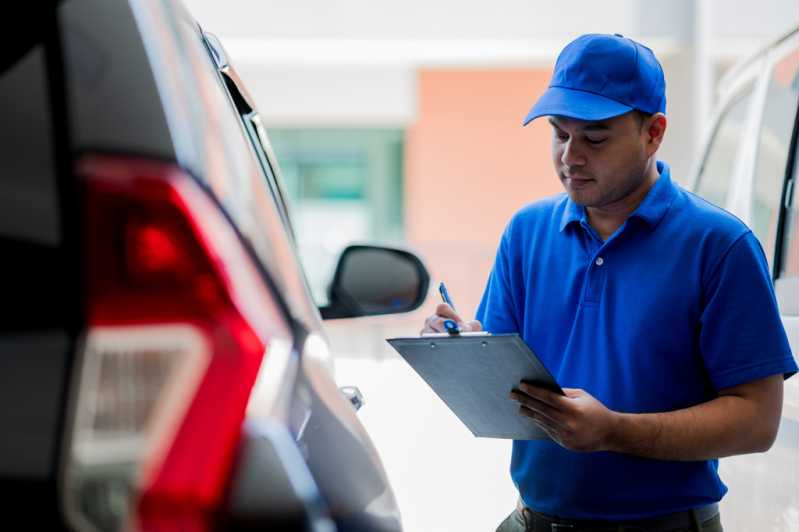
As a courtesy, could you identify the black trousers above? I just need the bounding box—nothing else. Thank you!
[495,508,723,532]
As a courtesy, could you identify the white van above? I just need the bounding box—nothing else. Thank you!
[690,26,799,531]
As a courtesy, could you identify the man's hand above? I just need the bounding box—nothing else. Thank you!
[509,383,619,453]
[510,375,784,460]
[420,303,482,335]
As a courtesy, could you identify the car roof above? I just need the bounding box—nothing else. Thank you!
[719,24,799,93]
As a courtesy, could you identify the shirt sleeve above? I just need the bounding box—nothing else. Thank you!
[475,223,521,334]
[700,231,798,390]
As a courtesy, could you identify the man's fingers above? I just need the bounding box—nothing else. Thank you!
[420,314,445,334]
[421,313,457,334]
[518,383,566,410]
[420,307,482,335]
[510,391,565,423]
[421,304,476,335]
[519,405,564,436]
[435,303,461,321]
[462,319,483,332]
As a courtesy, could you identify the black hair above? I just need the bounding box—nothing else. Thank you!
[634,110,655,128]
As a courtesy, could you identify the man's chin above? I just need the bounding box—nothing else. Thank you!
[565,189,599,207]
[562,178,599,202]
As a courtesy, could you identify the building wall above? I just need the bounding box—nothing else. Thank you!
[405,69,559,318]
[189,0,799,324]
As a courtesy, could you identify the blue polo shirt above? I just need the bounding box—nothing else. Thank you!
[475,161,798,520]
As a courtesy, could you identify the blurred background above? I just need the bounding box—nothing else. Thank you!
[184,1,799,530]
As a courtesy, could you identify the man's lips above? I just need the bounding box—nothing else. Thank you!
[562,174,594,183]
[561,174,595,191]
[560,169,593,182]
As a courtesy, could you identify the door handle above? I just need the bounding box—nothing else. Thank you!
[339,386,365,411]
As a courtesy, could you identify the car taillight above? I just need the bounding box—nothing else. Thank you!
[63,155,293,532]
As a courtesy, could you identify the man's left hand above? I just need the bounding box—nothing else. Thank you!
[509,384,619,452]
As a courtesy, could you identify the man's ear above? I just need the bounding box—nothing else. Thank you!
[645,113,667,153]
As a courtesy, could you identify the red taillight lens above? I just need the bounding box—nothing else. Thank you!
[126,222,188,279]
[64,156,292,531]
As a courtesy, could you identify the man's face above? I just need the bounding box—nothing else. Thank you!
[548,112,654,208]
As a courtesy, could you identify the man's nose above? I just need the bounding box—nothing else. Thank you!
[561,140,586,167]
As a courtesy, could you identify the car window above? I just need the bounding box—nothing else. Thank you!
[0,44,59,246]
[199,32,300,246]
[243,112,297,239]
[751,50,799,268]
[178,21,322,327]
[695,82,756,208]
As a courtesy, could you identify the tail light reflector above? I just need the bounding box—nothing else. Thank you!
[63,155,292,532]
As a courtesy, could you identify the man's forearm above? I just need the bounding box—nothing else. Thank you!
[607,376,784,461]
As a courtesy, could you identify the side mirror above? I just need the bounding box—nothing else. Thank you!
[320,245,430,320]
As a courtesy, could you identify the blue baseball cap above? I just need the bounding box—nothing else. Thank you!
[523,33,666,125]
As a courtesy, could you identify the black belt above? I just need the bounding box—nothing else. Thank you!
[516,502,719,532]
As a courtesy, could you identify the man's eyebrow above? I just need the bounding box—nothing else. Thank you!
[547,118,611,132]
[583,123,611,131]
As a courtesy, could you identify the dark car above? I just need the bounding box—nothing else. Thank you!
[1,1,429,530]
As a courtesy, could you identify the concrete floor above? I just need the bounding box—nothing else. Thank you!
[334,356,518,532]
[329,317,799,532]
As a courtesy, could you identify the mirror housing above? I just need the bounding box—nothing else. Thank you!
[320,245,429,320]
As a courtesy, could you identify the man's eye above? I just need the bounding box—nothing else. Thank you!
[556,133,569,141]
[586,137,606,145]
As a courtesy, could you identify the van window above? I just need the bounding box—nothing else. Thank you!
[780,151,799,278]
[695,83,755,208]
[751,50,799,267]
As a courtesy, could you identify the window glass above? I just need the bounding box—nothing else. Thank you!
[245,113,297,240]
[695,83,755,208]
[0,45,59,246]
[751,50,799,267]
[268,129,404,305]
[778,65,799,278]
[181,21,322,327]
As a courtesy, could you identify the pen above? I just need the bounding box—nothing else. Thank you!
[438,281,461,334]
[439,281,457,312]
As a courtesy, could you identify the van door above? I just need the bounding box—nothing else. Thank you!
[723,38,799,530]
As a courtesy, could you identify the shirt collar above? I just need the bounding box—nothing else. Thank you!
[559,192,585,231]
[559,160,677,232]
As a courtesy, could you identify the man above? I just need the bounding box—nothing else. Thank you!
[422,34,798,531]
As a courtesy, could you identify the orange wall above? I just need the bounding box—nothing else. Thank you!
[405,68,561,319]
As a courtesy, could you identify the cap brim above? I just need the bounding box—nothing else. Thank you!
[522,86,633,125]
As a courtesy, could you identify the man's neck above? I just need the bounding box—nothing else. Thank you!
[586,160,660,241]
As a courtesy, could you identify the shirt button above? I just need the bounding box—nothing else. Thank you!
[595,257,605,266]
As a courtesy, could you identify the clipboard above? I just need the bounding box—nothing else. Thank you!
[386,333,563,440]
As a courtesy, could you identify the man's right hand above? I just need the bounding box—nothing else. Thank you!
[420,304,483,335]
